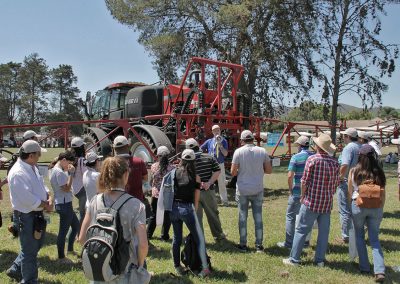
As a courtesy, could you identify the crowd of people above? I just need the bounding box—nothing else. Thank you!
[0,126,398,283]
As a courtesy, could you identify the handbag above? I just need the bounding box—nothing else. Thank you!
[356,180,383,208]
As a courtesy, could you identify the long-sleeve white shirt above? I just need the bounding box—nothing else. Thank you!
[8,159,48,213]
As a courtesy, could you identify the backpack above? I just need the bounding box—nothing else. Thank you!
[356,180,384,209]
[181,233,211,273]
[82,192,133,282]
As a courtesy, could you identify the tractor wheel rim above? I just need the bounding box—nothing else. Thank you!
[132,144,153,163]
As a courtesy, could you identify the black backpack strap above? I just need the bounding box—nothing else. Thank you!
[110,193,133,212]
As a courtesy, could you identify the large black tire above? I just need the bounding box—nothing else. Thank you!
[130,125,173,163]
[83,128,112,157]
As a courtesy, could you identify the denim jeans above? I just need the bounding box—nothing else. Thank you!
[337,181,352,239]
[351,201,385,274]
[8,211,46,284]
[147,197,171,240]
[289,204,330,263]
[170,202,208,270]
[55,202,80,258]
[236,191,263,246]
[284,195,301,247]
[74,187,87,229]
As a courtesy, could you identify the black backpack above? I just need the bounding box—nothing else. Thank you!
[82,192,133,282]
[181,233,211,273]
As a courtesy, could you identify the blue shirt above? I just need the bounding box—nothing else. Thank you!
[288,149,314,197]
[341,141,361,179]
[200,137,228,164]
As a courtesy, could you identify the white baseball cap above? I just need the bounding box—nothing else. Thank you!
[85,151,103,164]
[157,146,170,156]
[212,125,220,130]
[240,130,254,140]
[71,137,86,148]
[113,136,129,148]
[294,136,310,146]
[20,140,47,153]
[23,130,41,140]
[0,153,8,162]
[185,138,199,149]
[181,149,195,160]
[392,138,400,145]
[340,128,358,138]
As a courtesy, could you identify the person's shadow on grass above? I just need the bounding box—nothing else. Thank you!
[0,249,18,273]
[39,255,82,274]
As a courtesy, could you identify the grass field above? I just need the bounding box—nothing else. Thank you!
[0,147,399,283]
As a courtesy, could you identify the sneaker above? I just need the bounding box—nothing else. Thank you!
[282,258,299,266]
[236,244,248,252]
[277,242,291,249]
[375,273,385,283]
[174,266,186,276]
[215,233,227,241]
[198,268,211,278]
[6,268,22,282]
[255,245,264,253]
[315,262,324,267]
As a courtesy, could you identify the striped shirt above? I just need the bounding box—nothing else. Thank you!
[301,152,340,213]
[288,149,314,197]
[194,152,220,183]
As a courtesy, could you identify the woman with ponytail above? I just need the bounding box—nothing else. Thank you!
[147,146,174,241]
[348,144,386,282]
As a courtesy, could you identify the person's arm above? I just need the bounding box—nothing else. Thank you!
[200,140,209,153]
[194,175,201,210]
[300,158,312,202]
[231,163,239,177]
[339,165,348,181]
[78,211,92,245]
[288,171,294,193]
[204,171,220,190]
[136,224,148,267]
[347,169,354,204]
[264,157,272,174]
[60,172,74,193]
[218,139,228,157]
[141,161,148,181]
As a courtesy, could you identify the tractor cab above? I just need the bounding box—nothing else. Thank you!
[89,82,146,120]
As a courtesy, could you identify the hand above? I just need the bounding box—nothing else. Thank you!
[151,187,159,198]
[67,164,75,174]
[300,196,304,204]
[45,198,54,212]
[202,182,211,190]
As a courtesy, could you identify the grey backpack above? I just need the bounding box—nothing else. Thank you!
[82,192,133,282]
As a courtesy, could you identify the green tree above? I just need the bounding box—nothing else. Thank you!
[0,62,22,124]
[343,110,373,120]
[50,64,80,113]
[105,0,319,115]
[19,53,51,124]
[314,0,398,141]
[378,106,399,119]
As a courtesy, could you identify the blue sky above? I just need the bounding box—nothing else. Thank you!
[0,0,399,109]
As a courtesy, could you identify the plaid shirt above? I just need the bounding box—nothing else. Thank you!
[301,152,340,213]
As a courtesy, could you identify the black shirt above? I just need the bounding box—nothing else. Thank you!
[174,167,197,203]
[195,152,220,182]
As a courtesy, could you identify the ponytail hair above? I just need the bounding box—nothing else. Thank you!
[98,157,129,192]
[48,150,75,169]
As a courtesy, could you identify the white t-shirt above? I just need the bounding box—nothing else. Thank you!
[50,165,73,205]
[71,157,87,195]
[232,144,270,196]
[83,167,100,208]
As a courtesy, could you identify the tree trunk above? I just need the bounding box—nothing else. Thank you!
[330,0,350,143]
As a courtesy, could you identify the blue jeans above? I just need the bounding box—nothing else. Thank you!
[55,202,79,258]
[351,201,385,274]
[8,211,46,284]
[236,191,263,246]
[170,202,208,270]
[289,204,330,263]
[337,181,352,239]
[284,195,301,247]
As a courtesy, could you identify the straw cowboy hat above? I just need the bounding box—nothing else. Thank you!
[312,133,336,155]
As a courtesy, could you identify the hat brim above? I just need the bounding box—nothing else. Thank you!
[113,143,129,148]
[312,137,336,155]
[0,157,8,162]
[391,139,400,145]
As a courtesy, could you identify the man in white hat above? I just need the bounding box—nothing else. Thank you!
[365,132,382,156]
[277,136,314,249]
[200,125,229,206]
[283,133,339,267]
[6,140,51,283]
[185,138,226,241]
[113,135,148,202]
[337,128,361,243]
[231,130,272,253]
